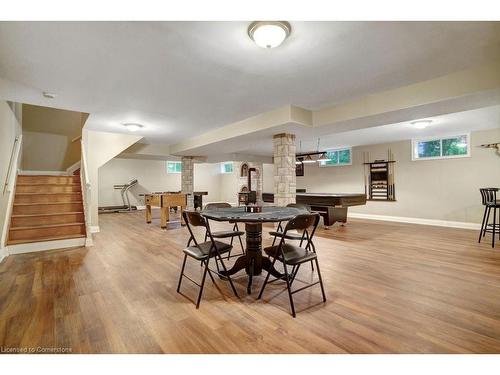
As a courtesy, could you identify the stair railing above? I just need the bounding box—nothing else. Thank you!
[3,135,21,195]
[1,134,22,248]
[80,139,93,246]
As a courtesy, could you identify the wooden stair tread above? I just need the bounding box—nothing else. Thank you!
[7,234,86,245]
[15,192,81,195]
[10,222,85,231]
[18,173,77,177]
[14,202,83,206]
[16,183,81,186]
[12,212,84,218]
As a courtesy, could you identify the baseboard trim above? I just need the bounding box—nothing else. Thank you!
[0,247,8,264]
[7,237,86,255]
[90,226,100,233]
[348,212,480,230]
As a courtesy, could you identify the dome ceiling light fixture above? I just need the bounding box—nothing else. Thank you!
[411,119,433,129]
[123,123,144,132]
[248,21,291,49]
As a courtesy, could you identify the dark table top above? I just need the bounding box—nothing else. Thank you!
[201,206,308,223]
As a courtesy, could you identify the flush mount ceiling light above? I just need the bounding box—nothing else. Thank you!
[248,21,291,49]
[43,91,56,99]
[123,123,144,132]
[411,119,433,129]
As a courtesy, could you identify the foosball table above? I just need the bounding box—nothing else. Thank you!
[143,192,187,229]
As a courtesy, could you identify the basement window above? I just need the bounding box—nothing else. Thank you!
[220,162,234,174]
[319,147,352,167]
[167,161,182,174]
[412,134,470,161]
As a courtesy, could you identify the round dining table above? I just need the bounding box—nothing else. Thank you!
[201,205,308,294]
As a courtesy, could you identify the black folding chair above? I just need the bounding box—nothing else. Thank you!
[204,202,245,259]
[269,203,315,272]
[258,213,326,317]
[177,211,239,308]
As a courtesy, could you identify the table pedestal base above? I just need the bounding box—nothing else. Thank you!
[221,222,283,294]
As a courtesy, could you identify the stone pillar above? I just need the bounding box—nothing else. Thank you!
[181,156,194,210]
[273,133,296,206]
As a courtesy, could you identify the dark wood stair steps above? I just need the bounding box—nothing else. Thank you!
[16,184,82,193]
[14,192,82,204]
[17,175,80,184]
[8,173,87,246]
[10,212,85,227]
[8,223,86,242]
[13,202,84,215]
[7,234,86,246]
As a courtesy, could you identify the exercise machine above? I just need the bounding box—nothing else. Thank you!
[98,179,138,213]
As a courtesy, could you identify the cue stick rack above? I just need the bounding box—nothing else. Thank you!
[479,142,500,156]
[363,149,396,201]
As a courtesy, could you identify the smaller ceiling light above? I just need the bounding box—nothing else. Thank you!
[295,157,304,165]
[301,154,316,164]
[248,21,291,49]
[43,91,56,99]
[123,123,144,132]
[411,119,433,129]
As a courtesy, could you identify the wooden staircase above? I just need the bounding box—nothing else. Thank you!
[7,174,86,245]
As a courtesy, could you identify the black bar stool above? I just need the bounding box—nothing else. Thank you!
[479,188,500,248]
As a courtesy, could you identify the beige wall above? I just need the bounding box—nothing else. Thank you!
[297,128,500,224]
[21,104,87,171]
[98,158,221,207]
[22,131,70,171]
[1,101,22,254]
[262,163,274,194]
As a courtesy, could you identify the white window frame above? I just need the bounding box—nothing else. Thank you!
[166,161,182,174]
[220,161,234,174]
[318,147,353,167]
[411,133,471,161]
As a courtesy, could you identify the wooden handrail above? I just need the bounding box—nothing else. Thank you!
[80,139,90,188]
[3,136,20,195]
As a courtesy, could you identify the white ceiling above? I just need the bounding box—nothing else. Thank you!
[236,105,500,155]
[1,21,500,146]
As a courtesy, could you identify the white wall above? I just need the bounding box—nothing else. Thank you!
[83,129,143,228]
[1,101,22,259]
[98,158,222,207]
[262,163,273,193]
[297,128,500,224]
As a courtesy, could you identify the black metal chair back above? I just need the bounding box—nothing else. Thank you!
[480,188,498,205]
[280,213,320,251]
[183,210,216,249]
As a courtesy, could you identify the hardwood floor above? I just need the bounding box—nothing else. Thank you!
[2,210,500,353]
